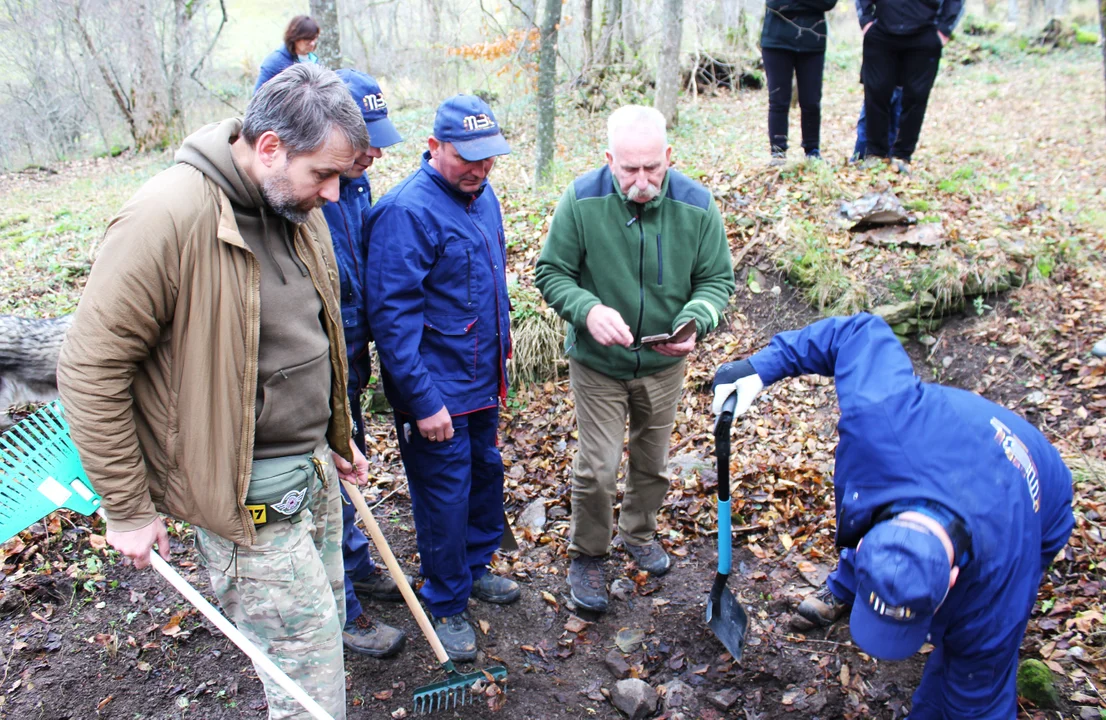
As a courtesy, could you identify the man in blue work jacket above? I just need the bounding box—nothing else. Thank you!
[712,313,1074,718]
[322,69,408,659]
[365,95,518,662]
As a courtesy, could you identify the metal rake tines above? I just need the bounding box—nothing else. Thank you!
[413,684,474,714]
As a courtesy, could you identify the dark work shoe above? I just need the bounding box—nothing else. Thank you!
[624,540,671,577]
[471,573,521,605]
[343,611,405,658]
[805,149,822,161]
[431,612,477,663]
[891,158,911,175]
[796,583,851,627]
[568,555,609,613]
[768,149,787,167]
[352,569,411,603]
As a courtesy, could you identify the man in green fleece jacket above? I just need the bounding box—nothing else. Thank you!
[535,105,734,612]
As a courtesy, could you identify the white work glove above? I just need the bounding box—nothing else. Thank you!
[711,359,765,417]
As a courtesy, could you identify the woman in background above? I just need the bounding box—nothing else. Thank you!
[254,15,321,94]
[759,0,837,164]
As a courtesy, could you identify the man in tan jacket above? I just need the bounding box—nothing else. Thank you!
[57,64,371,719]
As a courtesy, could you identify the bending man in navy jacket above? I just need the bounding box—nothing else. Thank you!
[712,314,1073,718]
[365,95,518,663]
[321,69,409,659]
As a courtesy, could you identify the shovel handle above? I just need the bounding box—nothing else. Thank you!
[340,480,452,667]
[714,394,736,575]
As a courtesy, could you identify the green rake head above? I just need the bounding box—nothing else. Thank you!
[412,663,507,714]
[0,400,101,544]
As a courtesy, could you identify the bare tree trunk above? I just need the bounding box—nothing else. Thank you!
[74,7,138,146]
[1101,0,1106,120]
[597,0,622,63]
[310,0,342,67]
[130,2,170,150]
[534,0,563,187]
[655,0,684,127]
[582,0,594,67]
[623,0,640,59]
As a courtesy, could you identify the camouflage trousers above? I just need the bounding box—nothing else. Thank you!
[195,444,346,719]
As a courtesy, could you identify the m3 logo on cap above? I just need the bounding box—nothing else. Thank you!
[463,114,495,132]
[363,93,387,111]
[870,592,914,621]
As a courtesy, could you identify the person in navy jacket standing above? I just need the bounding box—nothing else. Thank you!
[321,69,409,660]
[254,16,320,95]
[759,0,838,163]
[712,313,1074,718]
[857,0,964,170]
[365,95,518,663]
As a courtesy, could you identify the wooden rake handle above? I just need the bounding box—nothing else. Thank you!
[96,511,335,720]
[340,480,452,666]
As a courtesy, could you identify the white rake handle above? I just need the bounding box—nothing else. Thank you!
[96,512,334,720]
[147,553,335,720]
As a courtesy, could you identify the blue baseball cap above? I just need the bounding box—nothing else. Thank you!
[432,94,511,161]
[849,520,952,661]
[335,69,403,149]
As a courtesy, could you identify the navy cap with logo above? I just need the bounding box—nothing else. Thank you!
[335,69,403,149]
[432,94,511,161]
[849,520,952,661]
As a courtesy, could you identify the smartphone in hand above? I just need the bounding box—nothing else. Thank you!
[639,319,696,348]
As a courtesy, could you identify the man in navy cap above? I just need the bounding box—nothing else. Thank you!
[322,69,407,659]
[364,95,517,662]
[711,313,1074,717]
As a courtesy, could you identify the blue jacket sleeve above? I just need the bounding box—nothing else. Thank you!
[365,204,446,420]
[747,313,919,414]
[938,0,966,36]
[253,50,290,95]
[855,0,875,27]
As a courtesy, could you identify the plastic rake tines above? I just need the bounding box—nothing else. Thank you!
[0,401,101,544]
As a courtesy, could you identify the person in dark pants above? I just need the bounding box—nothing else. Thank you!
[852,86,902,161]
[365,95,518,663]
[322,69,409,659]
[712,313,1074,718]
[857,0,964,169]
[760,0,838,163]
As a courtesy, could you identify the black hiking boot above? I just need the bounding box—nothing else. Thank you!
[430,611,477,663]
[568,555,608,613]
[342,611,406,658]
[352,568,412,603]
[471,572,521,604]
[624,540,671,577]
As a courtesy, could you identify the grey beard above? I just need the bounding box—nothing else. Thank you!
[627,183,660,202]
[261,174,312,224]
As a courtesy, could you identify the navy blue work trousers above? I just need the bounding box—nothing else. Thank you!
[394,407,505,617]
[341,387,377,622]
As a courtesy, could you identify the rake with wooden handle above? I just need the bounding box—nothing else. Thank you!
[340,479,507,713]
[0,401,336,720]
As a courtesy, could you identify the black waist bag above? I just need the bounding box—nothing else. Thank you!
[245,453,316,526]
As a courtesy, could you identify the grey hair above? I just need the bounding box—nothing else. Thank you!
[242,64,369,158]
[607,105,667,155]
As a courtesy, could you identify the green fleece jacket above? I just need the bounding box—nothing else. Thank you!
[535,166,735,380]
